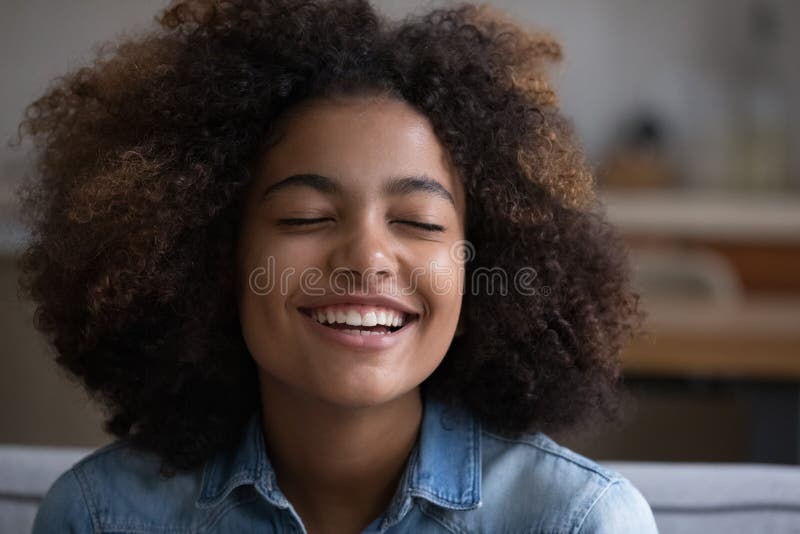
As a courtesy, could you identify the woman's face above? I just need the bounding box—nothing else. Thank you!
[236,94,467,408]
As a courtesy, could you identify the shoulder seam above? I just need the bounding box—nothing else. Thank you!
[573,478,622,534]
[481,430,621,482]
[67,468,101,534]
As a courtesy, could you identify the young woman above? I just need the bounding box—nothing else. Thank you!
[19,1,657,532]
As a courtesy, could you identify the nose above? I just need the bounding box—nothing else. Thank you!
[327,217,398,290]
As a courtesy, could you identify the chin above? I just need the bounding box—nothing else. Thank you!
[312,379,414,409]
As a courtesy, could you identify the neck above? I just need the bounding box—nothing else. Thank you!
[257,376,423,532]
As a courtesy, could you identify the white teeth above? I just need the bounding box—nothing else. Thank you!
[340,328,386,336]
[345,310,362,326]
[362,311,377,326]
[309,306,411,328]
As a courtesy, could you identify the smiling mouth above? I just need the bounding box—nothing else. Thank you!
[298,308,418,335]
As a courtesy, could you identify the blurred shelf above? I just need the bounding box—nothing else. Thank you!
[623,297,800,381]
[600,189,800,242]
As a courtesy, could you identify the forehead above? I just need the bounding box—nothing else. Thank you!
[258,95,462,199]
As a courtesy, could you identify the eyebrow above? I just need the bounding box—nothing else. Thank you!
[260,173,455,207]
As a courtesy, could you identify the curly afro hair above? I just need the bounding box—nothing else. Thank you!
[14,0,642,476]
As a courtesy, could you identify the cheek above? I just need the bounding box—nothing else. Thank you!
[412,246,464,330]
[237,230,316,297]
[236,240,292,340]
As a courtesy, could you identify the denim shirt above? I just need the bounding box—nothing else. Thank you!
[33,393,658,533]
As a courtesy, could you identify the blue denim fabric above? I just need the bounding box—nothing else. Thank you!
[32,393,658,533]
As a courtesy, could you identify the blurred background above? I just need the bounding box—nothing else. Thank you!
[2,0,799,463]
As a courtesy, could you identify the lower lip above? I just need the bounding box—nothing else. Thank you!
[297,308,418,351]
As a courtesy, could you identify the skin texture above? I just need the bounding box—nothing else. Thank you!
[235,95,466,532]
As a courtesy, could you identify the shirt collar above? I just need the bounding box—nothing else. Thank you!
[195,389,482,518]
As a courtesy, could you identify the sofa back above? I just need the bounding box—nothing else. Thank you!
[607,461,800,534]
[2,444,799,534]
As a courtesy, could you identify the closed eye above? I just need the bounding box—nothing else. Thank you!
[397,220,445,232]
[277,218,333,226]
[277,218,445,232]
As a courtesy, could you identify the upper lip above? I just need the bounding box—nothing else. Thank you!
[297,294,421,316]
